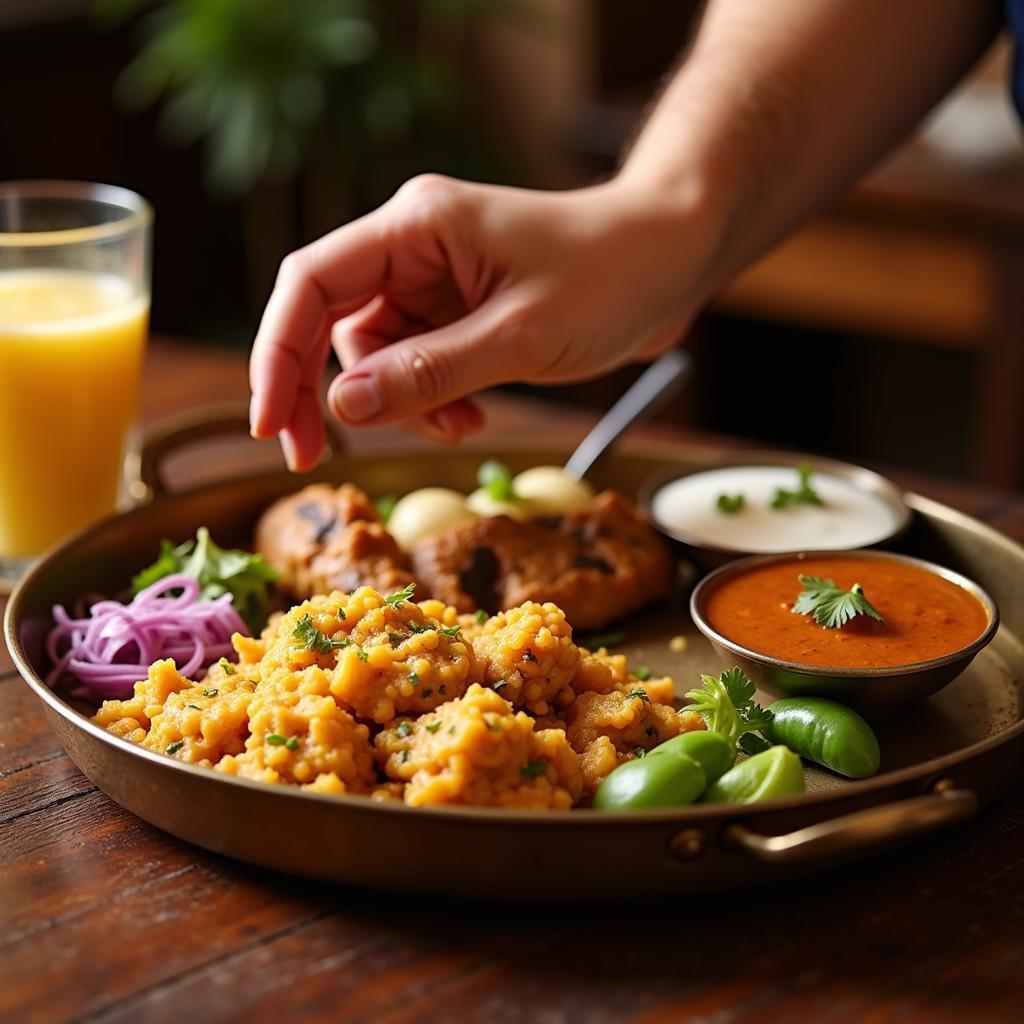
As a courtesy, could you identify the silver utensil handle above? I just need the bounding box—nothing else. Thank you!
[563,349,692,481]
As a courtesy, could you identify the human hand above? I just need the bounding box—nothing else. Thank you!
[249,173,713,470]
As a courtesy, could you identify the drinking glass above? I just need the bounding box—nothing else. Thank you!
[0,181,152,587]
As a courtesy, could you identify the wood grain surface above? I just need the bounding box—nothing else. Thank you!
[2,339,1022,1023]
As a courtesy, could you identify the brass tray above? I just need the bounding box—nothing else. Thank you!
[6,433,1024,898]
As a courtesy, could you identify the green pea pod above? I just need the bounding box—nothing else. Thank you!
[645,731,735,784]
[763,697,880,779]
[701,745,805,804]
[593,751,706,811]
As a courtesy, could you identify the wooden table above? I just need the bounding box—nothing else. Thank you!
[3,339,1023,1023]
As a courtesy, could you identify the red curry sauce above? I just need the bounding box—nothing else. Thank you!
[703,555,990,669]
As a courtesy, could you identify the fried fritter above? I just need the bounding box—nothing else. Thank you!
[256,483,418,598]
[409,491,675,630]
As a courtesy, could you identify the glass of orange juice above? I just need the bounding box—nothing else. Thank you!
[0,181,152,587]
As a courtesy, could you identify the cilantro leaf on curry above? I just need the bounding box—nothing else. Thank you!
[793,575,885,629]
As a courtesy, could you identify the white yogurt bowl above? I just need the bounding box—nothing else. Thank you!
[642,453,911,566]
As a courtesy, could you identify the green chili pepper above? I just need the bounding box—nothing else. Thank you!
[645,730,735,785]
[593,751,706,811]
[763,697,880,779]
[701,745,805,804]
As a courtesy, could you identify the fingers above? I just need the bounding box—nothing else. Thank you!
[249,209,390,440]
[326,297,532,428]
[330,295,486,443]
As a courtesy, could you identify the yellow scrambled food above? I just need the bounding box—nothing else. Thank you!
[94,586,701,809]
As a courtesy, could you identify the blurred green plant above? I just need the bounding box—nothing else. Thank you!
[96,0,531,196]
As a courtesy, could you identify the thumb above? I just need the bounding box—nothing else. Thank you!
[326,298,538,425]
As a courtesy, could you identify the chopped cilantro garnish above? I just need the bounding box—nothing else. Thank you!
[385,582,416,607]
[521,760,548,779]
[626,688,650,703]
[285,736,300,751]
[436,625,461,638]
[266,734,287,746]
[634,666,652,682]
[474,609,488,625]
[771,464,824,510]
[396,722,413,738]
[407,672,420,686]
[218,657,235,676]
[408,621,429,634]
[400,750,410,764]
[185,703,201,711]
[166,740,185,755]
[356,648,369,663]
[388,631,404,647]
[202,687,218,697]
[375,494,399,524]
[478,459,517,501]
[716,493,746,514]
[293,614,349,654]
[334,608,346,620]
[632,746,646,759]
[425,722,442,733]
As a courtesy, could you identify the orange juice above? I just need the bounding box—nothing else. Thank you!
[0,269,148,557]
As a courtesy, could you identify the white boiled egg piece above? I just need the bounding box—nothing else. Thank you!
[387,487,477,550]
[511,466,594,515]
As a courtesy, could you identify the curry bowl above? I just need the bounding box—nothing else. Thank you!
[690,549,1000,717]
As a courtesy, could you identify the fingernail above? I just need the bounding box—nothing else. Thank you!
[249,394,265,438]
[278,430,299,472]
[330,374,383,422]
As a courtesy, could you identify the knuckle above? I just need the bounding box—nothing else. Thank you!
[275,249,308,285]
[393,173,461,220]
[396,345,452,406]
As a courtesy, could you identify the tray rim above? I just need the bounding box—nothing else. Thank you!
[6,443,1024,828]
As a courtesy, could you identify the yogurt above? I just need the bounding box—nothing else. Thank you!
[651,465,905,553]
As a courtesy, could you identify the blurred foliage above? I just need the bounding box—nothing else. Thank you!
[95,0,533,197]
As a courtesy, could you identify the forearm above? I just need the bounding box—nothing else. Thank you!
[619,0,1002,299]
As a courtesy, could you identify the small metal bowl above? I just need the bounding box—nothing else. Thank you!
[640,452,912,571]
[689,550,999,717]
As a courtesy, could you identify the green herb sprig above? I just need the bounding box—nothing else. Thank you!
[684,667,773,754]
[477,459,517,502]
[716,493,745,514]
[132,527,277,633]
[293,614,350,654]
[792,575,885,629]
[771,465,824,510]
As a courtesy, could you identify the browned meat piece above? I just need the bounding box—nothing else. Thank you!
[409,491,676,630]
[307,521,418,596]
[255,483,416,598]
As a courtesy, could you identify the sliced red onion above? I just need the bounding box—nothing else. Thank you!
[45,573,250,702]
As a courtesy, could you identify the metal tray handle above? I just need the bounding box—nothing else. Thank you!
[723,779,977,866]
[138,402,346,501]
